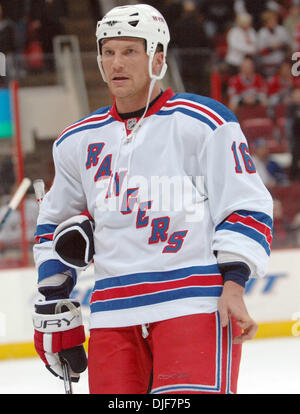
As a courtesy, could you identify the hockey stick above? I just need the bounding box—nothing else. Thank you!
[54,299,80,395]
[60,357,73,394]
[33,179,45,205]
[33,179,73,395]
[0,177,31,231]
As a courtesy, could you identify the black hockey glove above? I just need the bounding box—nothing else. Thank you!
[53,214,95,269]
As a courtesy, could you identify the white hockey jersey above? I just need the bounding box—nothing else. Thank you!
[34,89,273,329]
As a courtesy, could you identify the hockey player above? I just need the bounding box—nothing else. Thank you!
[32,4,273,394]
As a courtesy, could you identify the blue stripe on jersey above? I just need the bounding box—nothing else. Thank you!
[235,209,273,232]
[216,221,271,256]
[170,93,239,124]
[56,117,115,147]
[38,259,76,283]
[215,209,273,256]
[91,264,222,312]
[226,319,233,394]
[90,286,223,312]
[92,106,112,116]
[93,264,220,290]
[37,237,52,244]
[157,107,218,130]
[35,223,57,237]
[74,105,112,121]
[55,105,111,147]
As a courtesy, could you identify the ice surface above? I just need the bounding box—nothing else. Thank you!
[0,337,299,394]
[238,337,300,394]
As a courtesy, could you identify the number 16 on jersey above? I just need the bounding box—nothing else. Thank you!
[231,141,256,174]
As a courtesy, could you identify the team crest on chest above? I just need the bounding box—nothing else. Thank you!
[126,118,137,131]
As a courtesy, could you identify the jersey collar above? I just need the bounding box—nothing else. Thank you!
[109,88,175,122]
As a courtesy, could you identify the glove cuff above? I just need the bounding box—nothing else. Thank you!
[33,299,83,333]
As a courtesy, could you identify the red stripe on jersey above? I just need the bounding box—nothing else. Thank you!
[90,274,223,303]
[226,213,272,245]
[80,210,93,221]
[56,113,110,142]
[164,100,224,125]
[35,233,54,243]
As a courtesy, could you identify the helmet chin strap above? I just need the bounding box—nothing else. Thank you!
[124,50,164,141]
[124,77,157,142]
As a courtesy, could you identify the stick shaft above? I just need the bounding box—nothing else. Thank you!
[0,178,31,230]
[0,209,11,229]
[60,358,73,394]
[55,301,74,394]
[8,178,31,210]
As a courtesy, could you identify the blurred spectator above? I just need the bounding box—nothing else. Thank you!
[24,18,45,72]
[227,56,267,113]
[286,87,300,180]
[0,3,16,55]
[257,10,291,77]
[252,138,289,188]
[89,0,103,22]
[28,0,68,69]
[198,0,235,38]
[234,0,268,30]
[162,0,183,31]
[225,13,258,75]
[272,197,294,248]
[291,202,300,246]
[173,1,209,49]
[0,156,15,195]
[173,1,211,94]
[267,60,300,107]
[146,0,183,46]
[293,17,300,53]
[0,3,16,85]
[0,0,29,53]
[283,0,300,51]
[265,0,285,16]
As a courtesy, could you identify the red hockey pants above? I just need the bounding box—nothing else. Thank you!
[88,312,242,394]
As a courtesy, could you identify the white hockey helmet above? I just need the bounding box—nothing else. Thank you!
[96,4,170,82]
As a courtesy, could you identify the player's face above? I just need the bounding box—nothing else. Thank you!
[101,38,163,111]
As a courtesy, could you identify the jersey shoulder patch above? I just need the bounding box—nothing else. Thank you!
[55,105,114,147]
[159,92,238,131]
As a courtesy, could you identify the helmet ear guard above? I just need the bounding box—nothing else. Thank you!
[97,48,107,82]
[148,47,168,81]
[95,4,170,82]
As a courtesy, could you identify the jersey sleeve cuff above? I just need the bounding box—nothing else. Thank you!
[218,261,250,288]
[38,259,77,284]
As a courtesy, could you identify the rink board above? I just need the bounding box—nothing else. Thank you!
[0,248,299,359]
